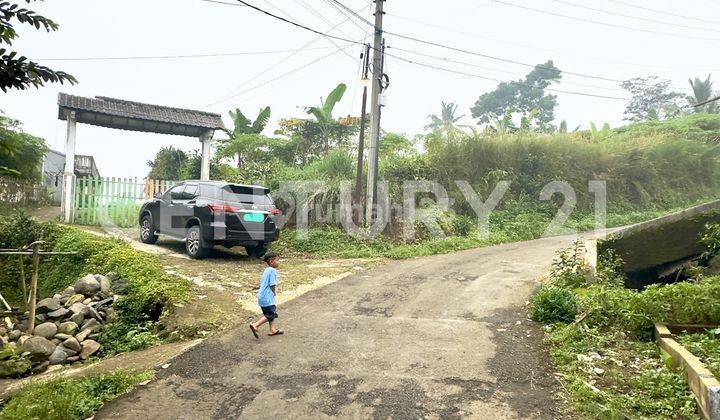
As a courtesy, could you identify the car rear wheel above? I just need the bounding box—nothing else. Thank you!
[186,225,209,259]
[139,214,158,244]
[244,243,268,258]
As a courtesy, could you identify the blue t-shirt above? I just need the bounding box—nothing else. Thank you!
[257,267,277,307]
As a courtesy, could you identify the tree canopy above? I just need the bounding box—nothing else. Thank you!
[0,0,76,92]
[471,60,561,131]
[0,112,46,180]
[620,76,684,122]
[146,146,188,180]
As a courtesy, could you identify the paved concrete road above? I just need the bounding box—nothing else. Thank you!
[99,235,576,419]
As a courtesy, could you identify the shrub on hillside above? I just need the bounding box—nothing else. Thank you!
[530,284,578,324]
[0,212,190,324]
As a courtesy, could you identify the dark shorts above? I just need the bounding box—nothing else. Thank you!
[261,305,278,322]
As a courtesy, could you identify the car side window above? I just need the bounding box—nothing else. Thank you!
[168,185,185,201]
[183,184,198,200]
[199,185,218,200]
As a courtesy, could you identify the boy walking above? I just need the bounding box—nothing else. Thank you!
[249,252,284,338]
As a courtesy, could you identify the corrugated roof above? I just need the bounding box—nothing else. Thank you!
[58,93,225,137]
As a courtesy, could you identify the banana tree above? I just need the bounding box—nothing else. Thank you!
[306,83,347,156]
[218,106,271,169]
[589,121,612,141]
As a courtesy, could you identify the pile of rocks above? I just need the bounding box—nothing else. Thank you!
[0,274,123,378]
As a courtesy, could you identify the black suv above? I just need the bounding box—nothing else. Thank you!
[138,181,280,258]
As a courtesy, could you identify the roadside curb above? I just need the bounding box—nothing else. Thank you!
[654,323,720,420]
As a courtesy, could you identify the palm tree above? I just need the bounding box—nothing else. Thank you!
[218,106,271,169]
[425,101,466,139]
[306,83,347,156]
[688,74,718,113]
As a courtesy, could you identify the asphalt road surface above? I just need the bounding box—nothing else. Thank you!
[98,235,577,419]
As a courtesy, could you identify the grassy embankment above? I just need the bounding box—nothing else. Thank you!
[270,115,720,259]
[0,370,152,420]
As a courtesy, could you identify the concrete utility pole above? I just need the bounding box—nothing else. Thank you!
[353,43,371,221]
[365,0,385,225]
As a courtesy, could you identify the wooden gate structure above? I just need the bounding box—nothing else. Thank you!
[57,93,225,223]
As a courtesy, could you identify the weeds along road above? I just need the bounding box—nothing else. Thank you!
[98,234,583,419]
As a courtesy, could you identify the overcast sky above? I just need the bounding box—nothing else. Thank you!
[3,0,719,177]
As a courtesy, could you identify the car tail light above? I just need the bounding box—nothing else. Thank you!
[269,208,281,216]
[208,203,239,213]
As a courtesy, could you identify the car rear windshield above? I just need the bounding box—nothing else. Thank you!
[201,184,273,205]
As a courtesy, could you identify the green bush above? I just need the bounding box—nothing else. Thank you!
[99,322,159,356]
[549,241,589,289]
[452,215,475,237]
[530,284,578,324]
[0,370,152,420]
[578,276,720,335]
[701,221,720,260]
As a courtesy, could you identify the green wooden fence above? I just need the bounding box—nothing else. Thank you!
[73,177,176,228]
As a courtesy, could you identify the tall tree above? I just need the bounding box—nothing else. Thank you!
[217,106,271,169]
[620,76,684,122]
[687,74,718,113]
[471,60,561,131]
[425,101,466,139]
[147,146,188,180]
[1,0,76,91]
[0,112,46,180]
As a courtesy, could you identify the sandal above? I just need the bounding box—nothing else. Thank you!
[249,324,259,339]
[268,329,284,336]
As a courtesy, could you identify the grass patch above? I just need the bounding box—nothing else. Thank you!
[677,329,720,379]
[546,324,696,419]
[0,370,152,420]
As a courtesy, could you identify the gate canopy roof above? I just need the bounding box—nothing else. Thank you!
[58,93,225,137]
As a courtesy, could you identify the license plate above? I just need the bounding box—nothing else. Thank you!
[242,213,265,222]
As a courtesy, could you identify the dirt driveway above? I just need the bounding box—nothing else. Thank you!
[106,232,385,336]
[97,234,581,419]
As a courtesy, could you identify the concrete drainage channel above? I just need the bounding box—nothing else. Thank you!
[655,324,720,420]
[585,199,720,289]
[584,200,720,419]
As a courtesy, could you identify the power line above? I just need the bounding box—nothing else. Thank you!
[384,12,716,75]
[233,0,645,100]
[233,0,361,45]
[692,95,720,108]
[607,0,720,26]
[264,0,357,61]
[202,0,369,107]
[389,46,628,93]
[548,0,720,34]
[386,51,630,101]
[489,0,720,43]
[197,0,246,6]
[322,0,371,37]
[329,0,632,84]
[206,45,354,107]
[33,46,339,62]
[222,47,354,108]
